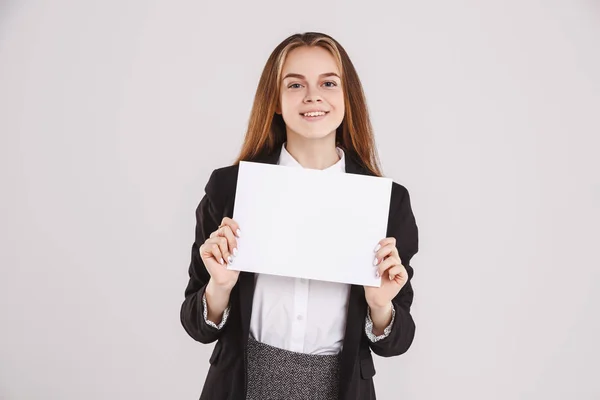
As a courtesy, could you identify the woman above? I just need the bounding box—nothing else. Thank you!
[180,32,419,400]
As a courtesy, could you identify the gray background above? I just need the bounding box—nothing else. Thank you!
[1,1,599,399]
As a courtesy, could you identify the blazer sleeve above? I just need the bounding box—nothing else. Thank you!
[180,169,229,344]
[368,182,419,357]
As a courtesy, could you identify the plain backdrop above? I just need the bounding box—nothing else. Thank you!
[1,1,599,399]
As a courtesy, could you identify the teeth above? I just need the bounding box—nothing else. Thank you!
[303,111,326,117]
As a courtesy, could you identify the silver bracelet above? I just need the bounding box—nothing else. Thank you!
[365,303,395,342]
[202,292,230,330]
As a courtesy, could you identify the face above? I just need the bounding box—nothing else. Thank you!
[277,46,345,142]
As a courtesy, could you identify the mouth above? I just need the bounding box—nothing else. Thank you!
[300,110,329,121]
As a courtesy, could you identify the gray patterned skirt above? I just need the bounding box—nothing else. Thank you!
[245,336,342,400]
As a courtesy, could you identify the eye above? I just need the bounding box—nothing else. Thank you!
[323,81,338,87]
[288,83,303,89]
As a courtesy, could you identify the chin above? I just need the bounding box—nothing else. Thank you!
[287,123,342,141]
[290,130,336,141]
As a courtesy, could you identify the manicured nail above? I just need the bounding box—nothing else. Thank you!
[227,255,234,264]
[219,258,224,265]
[375,271,380,278]
[233,248,238,257]
[236,229,241,238]
[373,258,378,266]
[374,243,381,252]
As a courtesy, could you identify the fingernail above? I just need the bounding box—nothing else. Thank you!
[219,258,224,265]
[236,229,241,238]
[227,255,234,264]
[389,274,394,281]
[233,248,238,257]
[373,258,378,266]
[374,243,381,252]
[376,271,380,278]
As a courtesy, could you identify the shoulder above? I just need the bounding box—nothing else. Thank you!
[388,180,416,218]
[203,148,279,204]
[204,164,240,204]
[387,180,419,255]
[346,152,410,205]
[390,181,410,203]
[208,164,240,184]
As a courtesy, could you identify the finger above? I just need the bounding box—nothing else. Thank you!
[204,236,230,263]
[220,217,242,238]
[385,264,406,281]
[200,241,225,265]
[374,243,397,264]
[377,256,402,278]
[211,225,238,249]
[218,225,239,262]
[214,236,233,264]
[373,237,396,252]
[209,224,230,239]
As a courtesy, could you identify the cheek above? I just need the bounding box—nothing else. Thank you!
[333,98,345,116]
[280,92,294,107]
[330,92,345,109]
[281,94,304,114]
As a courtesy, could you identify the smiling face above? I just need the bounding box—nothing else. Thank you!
[277,45,345,142]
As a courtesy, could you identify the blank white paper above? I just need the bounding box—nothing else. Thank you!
[228,161,393,287]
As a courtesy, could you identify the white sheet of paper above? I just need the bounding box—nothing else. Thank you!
[228,161,393,287]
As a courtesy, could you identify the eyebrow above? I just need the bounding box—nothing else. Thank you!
[282,72,341,81]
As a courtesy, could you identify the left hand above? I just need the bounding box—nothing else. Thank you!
[364,237,408,309]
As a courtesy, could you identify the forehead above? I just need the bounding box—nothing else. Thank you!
[282,46,340,76]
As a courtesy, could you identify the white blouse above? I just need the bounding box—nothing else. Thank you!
[202,143,394,355]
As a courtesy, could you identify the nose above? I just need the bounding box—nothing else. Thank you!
[303,95,323,104]
[303,86,323,103]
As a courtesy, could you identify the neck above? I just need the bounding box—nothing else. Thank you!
[284,132,340,170]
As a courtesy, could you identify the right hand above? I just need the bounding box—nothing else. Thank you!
[199,217,241,291]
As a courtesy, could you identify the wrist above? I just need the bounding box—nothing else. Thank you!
[367,300,393,313]
[368,301,394,335]
[368,302,395,337]
[206,279,232,314]
[207,278,235,295]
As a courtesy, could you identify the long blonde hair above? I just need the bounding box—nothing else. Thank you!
[235,32,383,177]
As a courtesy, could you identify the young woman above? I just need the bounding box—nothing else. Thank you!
[180,32,419,400]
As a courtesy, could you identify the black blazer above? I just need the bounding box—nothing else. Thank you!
[180,149,419,400]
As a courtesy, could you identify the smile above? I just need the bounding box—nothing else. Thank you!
[301,111,328,117]
[300,111,329,121]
